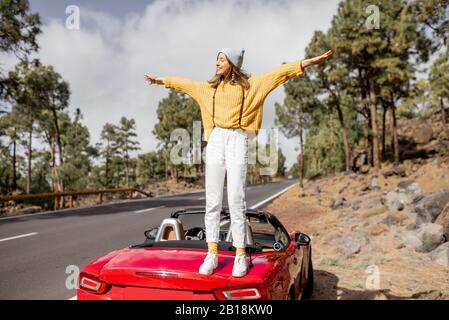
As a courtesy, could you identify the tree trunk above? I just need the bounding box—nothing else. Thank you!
[50,138,56,191]
[381,104,387,160]
[26,128,32,194]
[335,103,351,171]
[171,167,178,182]
[165,153,168,180]
[125,156,129,188]
[365,109,373,166]
[105,157,109,188]
[390,96,400,165]
[104,139,111,188]
[299,127,304,188]
[369,81,381,170]
[441,97,447,125]
[12,138,17,191]
[51,108,64,193]
[318,157,321,173]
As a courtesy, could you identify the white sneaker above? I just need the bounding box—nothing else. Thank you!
[232,254,248,277]
[199,253,218,275]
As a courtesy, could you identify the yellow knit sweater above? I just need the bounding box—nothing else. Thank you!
[163,60,304,141]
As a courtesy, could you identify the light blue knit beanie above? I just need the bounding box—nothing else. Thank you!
[217,48,245,69]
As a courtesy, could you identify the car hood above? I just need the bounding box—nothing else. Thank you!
[97,247,277,291]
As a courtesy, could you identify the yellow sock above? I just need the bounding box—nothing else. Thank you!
[208,242,218,255]
[236,247,245,256]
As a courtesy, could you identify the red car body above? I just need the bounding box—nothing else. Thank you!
[77,208,313,300]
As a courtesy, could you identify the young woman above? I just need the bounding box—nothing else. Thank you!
[144,48,333,277]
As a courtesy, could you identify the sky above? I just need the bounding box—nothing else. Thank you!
[3,0,341,170]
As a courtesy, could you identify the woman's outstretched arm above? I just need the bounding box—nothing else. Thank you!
[144,73,164,85]
[300,50,334,69]
[249,50,334,97]
[143,73,208,105]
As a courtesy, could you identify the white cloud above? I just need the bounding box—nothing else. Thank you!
[4,0,340,169]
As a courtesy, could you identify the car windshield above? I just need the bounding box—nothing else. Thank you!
[132,210,291,252]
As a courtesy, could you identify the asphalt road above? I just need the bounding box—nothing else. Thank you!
[0,179,297,300]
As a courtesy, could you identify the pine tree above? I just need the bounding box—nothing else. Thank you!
[152,90,202,181]
[117,117,140,188]
[429,51,449,124]
[98,123,120,188]
[60,109,97,191]
[0,0,41,100]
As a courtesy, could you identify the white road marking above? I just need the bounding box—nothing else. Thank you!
[197,196,205,200]
[0,232,38,243]
[250,183,298,210]
[69,295,77,300]
[134,205,165,213]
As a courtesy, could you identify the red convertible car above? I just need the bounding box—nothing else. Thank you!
[77,207,313,300]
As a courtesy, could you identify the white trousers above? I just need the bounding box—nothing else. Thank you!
[205,127,248,248]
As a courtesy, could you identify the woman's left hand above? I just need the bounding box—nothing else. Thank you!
[301,50,334,68]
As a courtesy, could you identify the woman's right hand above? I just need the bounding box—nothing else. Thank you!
[144,73,163,85]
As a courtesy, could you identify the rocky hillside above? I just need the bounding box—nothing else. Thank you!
[266,112,449,300]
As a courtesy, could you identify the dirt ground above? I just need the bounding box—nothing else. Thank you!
[265,160,449,300]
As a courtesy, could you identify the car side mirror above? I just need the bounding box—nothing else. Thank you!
[296,232,311,247]
[144,227,159,240]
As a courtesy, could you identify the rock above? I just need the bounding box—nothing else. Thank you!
[132,192,144,199]
[381,191,406,211]
[428,242,449,267]
[338,183,349,194]
[16,206,42,215]
[370,177,381,191]
[413,124,433,145]
[435,203,449,241]
[353,152,368,171]
[360,165,370,174]
[394,165,407,177]
[438,128,449,140]
[352,194,383,211]
[416,223,445,252]
[405,223,417,230]
[367,223,389,236]
[361,176,381,192]
[343,234,370,257]
[6,200,16,206]
[403,160,413,172]
[331,197,350,210]
[401,231,423,251]
[382,215,400,226]
[414,189,449,225]
[396,180,421,196]
[362,205,388,218]
[383,170,395,178]
[402,223,445,253]
[311,186,321,197]
[333,232,370,258]
[383,165,407,178]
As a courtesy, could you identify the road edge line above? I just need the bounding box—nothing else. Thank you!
[250,182,298,210]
